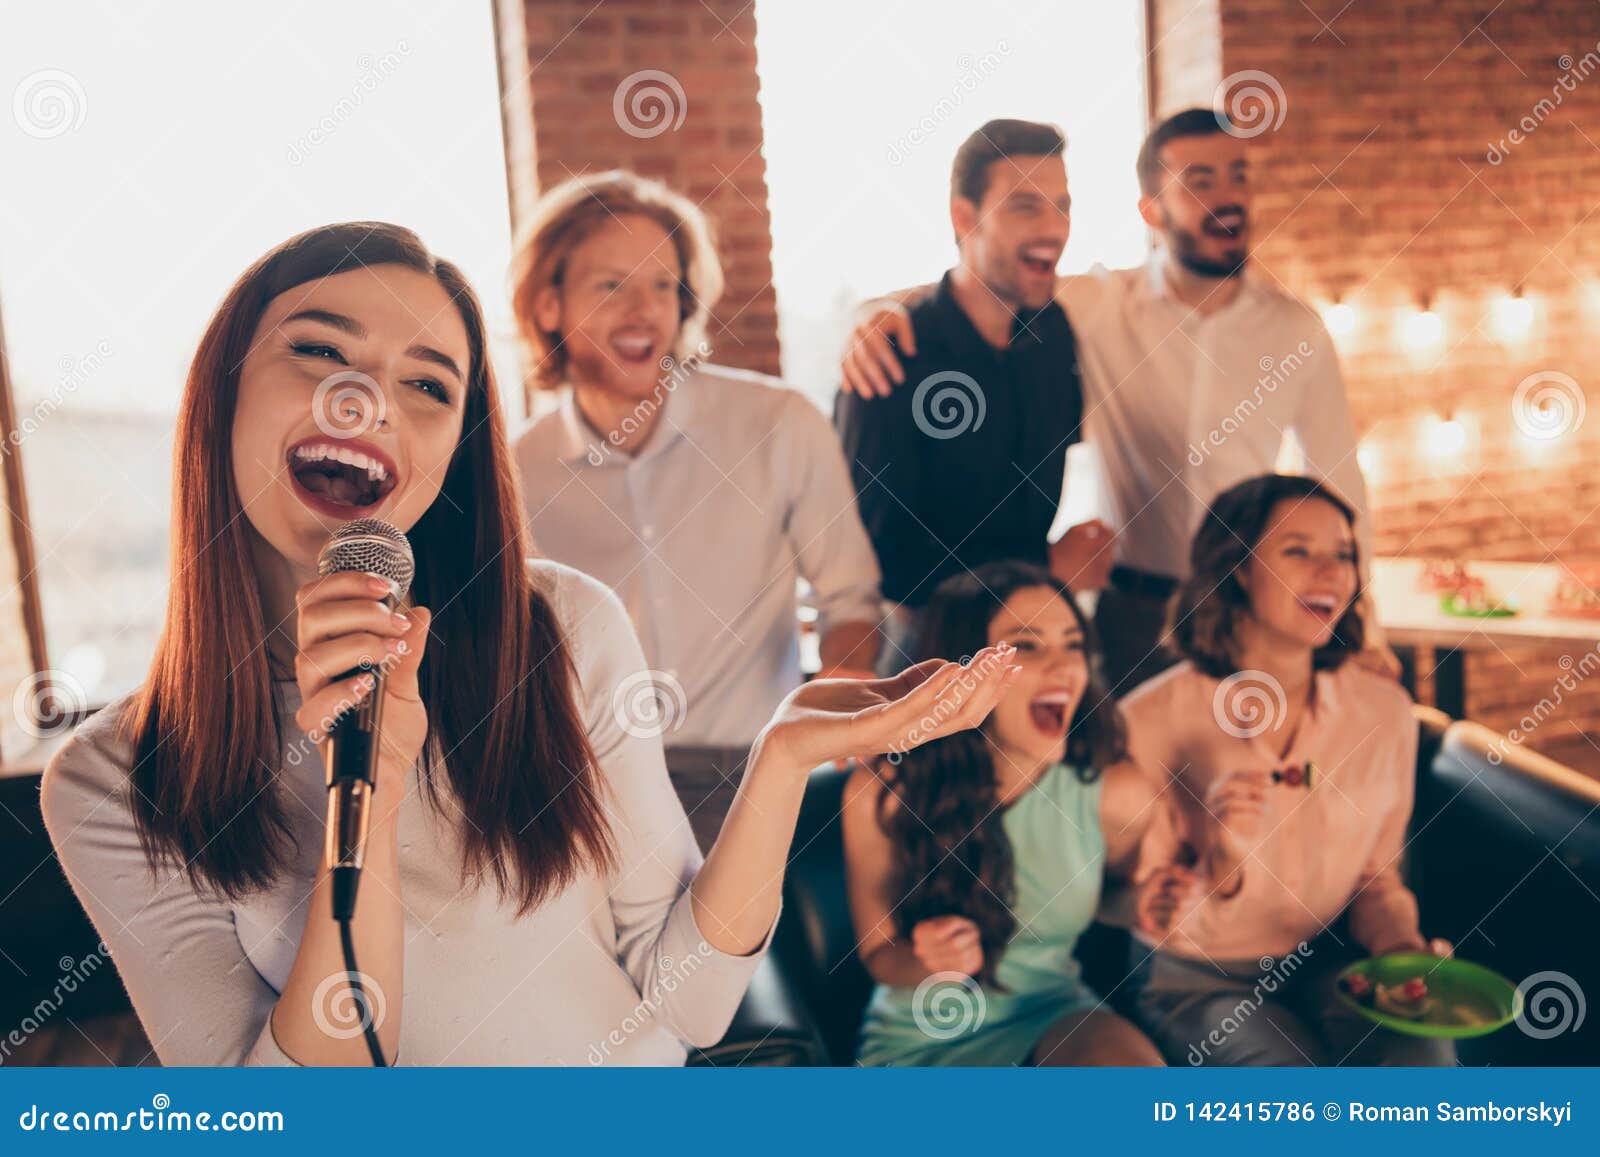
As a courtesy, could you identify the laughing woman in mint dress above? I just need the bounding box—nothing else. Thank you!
[842,561,1167,1066]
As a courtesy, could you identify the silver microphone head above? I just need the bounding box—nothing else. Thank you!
[316,518,416,600]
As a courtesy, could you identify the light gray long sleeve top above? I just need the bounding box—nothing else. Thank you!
[41,560,769,1065]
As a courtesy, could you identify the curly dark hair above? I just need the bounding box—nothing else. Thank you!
[1168,473,1365,679]
[877,560,1126,988]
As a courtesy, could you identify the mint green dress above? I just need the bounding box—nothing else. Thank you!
[856,763,1104,1066]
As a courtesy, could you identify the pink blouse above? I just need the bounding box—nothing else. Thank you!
[1122,660,1424,962]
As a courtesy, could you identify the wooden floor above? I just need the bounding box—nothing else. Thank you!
[3,1012,156,1067]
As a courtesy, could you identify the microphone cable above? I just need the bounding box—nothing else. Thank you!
[338,917,388,1067]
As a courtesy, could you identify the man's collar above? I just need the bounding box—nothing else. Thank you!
[554,375,694,465]
[1139,247,1268,312]
[934,268,1066,353]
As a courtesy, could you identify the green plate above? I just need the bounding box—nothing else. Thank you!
[1440,593,1518,618]
[1336,953,1522,1038]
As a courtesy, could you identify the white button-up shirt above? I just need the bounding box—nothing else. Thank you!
[515,364,882,749]
[1059,254,1373,578]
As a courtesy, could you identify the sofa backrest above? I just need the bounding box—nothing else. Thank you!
[1411,720,1599,1066]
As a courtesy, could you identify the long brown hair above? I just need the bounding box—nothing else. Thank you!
[1168,472,1365,678]
[879,561,1126,988]
[125,222,615,912]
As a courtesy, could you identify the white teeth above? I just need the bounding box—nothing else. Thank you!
[292,443,388,481]
[1032,690,1072,706]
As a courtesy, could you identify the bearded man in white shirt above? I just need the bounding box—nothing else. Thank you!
[840,107,1395,694]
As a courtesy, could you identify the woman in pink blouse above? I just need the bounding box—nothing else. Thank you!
[1125,473,1454,1066]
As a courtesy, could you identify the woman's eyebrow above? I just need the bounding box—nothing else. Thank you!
[283,308,365,336]
[283,308,461,383]
[407,343,464,384]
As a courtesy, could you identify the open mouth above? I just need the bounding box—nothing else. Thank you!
[1027,689,1073,736]
[1299,593,1341,622]
[1201,208,1247,239]
[609,329,659,366]
[286,439,399,515]
[1019,242,1061,278]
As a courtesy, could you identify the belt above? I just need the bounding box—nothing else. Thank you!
[1110,565,1180,600]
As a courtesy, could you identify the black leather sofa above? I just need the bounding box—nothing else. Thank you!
[3,704,1595,1067]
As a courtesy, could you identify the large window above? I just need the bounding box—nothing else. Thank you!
[0,2,516,758]
[754,0,1150,408]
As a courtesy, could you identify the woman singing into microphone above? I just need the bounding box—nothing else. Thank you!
[40,222,1018,1066]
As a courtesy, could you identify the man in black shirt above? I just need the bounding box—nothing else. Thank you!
[835,119,1112,670]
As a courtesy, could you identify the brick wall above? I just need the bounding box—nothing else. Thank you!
[1151,0,1600,761]
[496,0,781,380]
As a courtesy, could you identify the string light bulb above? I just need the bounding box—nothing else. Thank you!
[1491,288,1535,342]
[1322,298,1357,337]
[1402,301,1444,350]
[1424,413,1468,457]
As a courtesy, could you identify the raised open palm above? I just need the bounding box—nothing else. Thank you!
[756,645,1021,772]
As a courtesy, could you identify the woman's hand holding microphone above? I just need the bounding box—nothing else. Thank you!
[269,569,430,1065]
[292,569,433,803]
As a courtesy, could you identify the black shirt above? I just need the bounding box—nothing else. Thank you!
[834,271,1085,608]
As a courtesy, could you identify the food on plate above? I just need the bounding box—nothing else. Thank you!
[1549,564,1600,619]
[1419,558,1473,594]
[1441,575,1516,617]
[1340,971,1372,999]
[1372,976,1431,1020]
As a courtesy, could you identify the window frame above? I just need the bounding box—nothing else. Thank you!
[0,299,59,766]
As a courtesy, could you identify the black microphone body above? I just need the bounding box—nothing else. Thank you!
[315,518,416,922]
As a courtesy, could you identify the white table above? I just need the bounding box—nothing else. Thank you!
[1372,556,1600,717]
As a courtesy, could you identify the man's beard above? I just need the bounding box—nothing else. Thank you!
[1164,209,1248,279]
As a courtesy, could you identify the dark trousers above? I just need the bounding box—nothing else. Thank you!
[663,744,750,854]
[1093,569,1181,697]
[1126,933,1457,1067]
